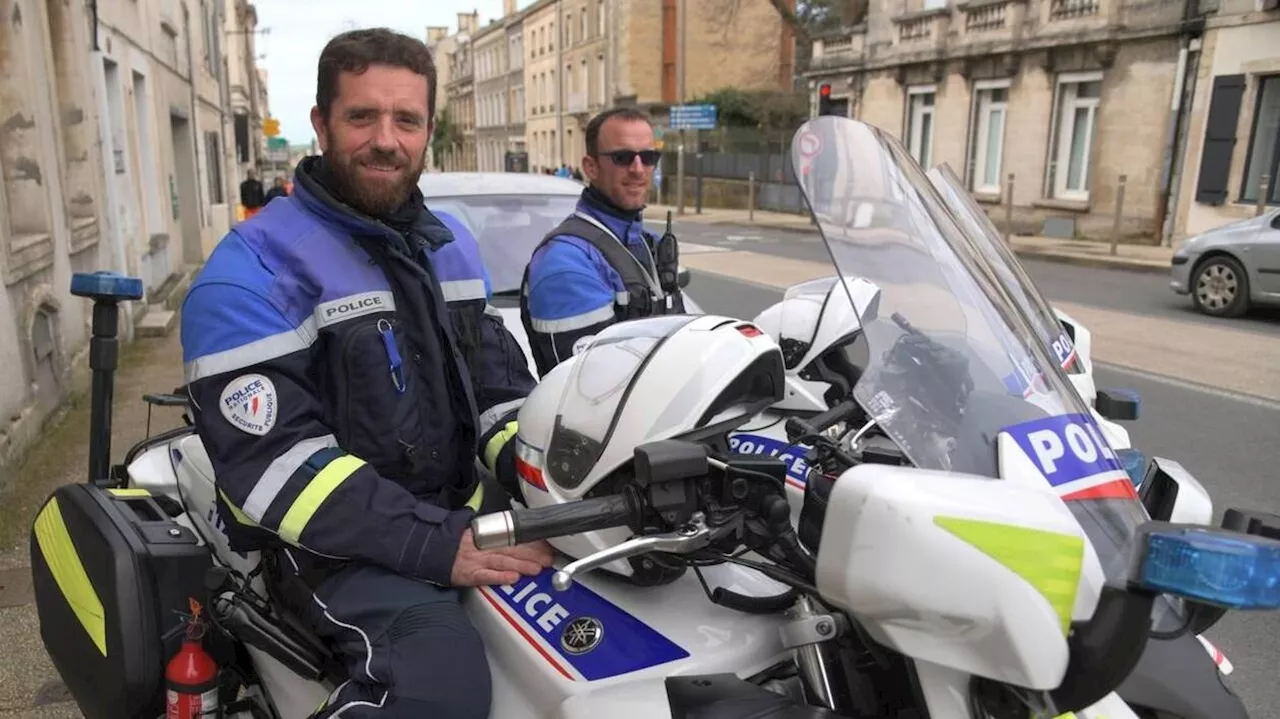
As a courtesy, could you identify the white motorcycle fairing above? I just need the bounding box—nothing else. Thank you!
[129,434,795,719]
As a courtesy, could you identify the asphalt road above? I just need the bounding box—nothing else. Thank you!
[686,263,1280,719]
[671,220,1280,338]
[1020,257,1280,338]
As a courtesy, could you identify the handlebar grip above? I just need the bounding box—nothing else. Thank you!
[471,494,636,550]
[788,400,861,441]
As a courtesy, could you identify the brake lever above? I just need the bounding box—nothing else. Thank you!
[551,513,713,591]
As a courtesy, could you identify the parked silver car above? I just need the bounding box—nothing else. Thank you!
[1171,208,1280,317]
[418,172,696,375]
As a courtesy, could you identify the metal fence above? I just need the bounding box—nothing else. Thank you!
[662,128,800,183]
[657,127,807,214]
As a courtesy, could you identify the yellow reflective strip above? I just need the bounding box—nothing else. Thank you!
[934,516,1084,636]
[33,497,107,656]
[107,488,150,497]
[278,455,366,544]
[466,482,485,512]
[483,421,519,470]
[217,489,260,527]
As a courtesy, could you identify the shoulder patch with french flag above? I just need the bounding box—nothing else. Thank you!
[1001,412,1137,501]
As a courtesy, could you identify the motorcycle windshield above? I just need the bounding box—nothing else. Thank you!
[791,118,1182,628]
[926,164,1083,374]
[546,315,699,490]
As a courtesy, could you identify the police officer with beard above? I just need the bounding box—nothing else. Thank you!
[180,28,552,718]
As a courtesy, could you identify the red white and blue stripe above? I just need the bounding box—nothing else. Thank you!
[478,568,689,682]
[1002,412,1137,501]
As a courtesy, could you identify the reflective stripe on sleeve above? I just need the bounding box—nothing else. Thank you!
[483,421,520,471]
[478,399,525,439]
[440,279,488,302]
[241,435,339,521]
[529,303,614,333]
[184,318,319,383]
[279,455,367,544]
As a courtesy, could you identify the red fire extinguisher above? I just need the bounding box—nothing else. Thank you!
[166,598,220,719]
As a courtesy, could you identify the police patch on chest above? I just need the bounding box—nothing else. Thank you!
[219,374,278,436]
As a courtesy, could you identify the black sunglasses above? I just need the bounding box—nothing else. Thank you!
[598,149,662,167]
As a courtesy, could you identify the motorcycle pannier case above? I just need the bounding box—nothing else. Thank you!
[29,483,213,719]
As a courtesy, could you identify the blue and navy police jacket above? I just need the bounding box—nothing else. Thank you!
[180,157,534,586]
[520,188,681,375]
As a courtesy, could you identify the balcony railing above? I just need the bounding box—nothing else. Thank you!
[965,1,1009,31]
[899,16,933,42]
[1050,0,1099,19]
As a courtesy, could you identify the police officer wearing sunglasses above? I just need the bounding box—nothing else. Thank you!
[519,108,687,375]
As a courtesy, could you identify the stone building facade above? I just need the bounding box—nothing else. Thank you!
[0,0,255,478]
[804,0,1198,243]
[444,13,479,171]
[524,0,562,171]
[1172,0,1280,241]
[474,18,508,172]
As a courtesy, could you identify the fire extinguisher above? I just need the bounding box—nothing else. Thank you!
[166,598,220,719]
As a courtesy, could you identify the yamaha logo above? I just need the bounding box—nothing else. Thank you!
[560,617,603,655]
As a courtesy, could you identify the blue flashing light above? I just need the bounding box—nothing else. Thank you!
[1116,448,1146,488]
[1138,528,1280,609]
[71,271,144,301]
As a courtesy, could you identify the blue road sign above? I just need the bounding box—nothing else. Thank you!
[670,103,717,130]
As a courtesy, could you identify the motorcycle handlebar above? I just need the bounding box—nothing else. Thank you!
[471,493,638,550]
[786,399,861,440]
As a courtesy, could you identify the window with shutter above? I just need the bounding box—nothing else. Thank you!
[1194,74,1246,205]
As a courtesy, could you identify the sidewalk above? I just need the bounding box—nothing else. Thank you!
[645,203,1176,275]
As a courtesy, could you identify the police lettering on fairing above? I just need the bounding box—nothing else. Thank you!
[1003,413,1135,500]
[728,433,811,487]
[1050,331,1077,369]
[500,578,572,633]
[482,567,689,681]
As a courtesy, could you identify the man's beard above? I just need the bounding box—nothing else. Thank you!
[326,146,425,218]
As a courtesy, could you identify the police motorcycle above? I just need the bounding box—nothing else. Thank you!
[734,164,1144,513]
[27,118,1272,719]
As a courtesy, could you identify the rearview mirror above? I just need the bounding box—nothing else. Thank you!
[1096,388,1141,421]
[678,266,691,288]
[1139,457,1212,525]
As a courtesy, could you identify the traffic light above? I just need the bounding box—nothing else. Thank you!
[263,117,280,137]
[817,83,835,116]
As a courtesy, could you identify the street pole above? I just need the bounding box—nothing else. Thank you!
[675,0,686,216]
[555,0,564,170]
[1110,174,1127,256]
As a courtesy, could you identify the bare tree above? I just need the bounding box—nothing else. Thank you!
[768,0,812,45]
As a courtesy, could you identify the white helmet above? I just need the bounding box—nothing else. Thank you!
[514,314,785,584]
[752,276,880,412]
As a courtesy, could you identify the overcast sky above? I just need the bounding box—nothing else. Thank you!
[254,1,533,146]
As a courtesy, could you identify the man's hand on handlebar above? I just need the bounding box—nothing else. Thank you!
[450,529,555,587]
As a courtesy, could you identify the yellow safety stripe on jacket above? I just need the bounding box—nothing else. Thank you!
[483,421,520,471]
[466,482,485,512]
[279,455,367,544]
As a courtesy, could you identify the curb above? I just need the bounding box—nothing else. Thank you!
[666,214,1172,275]
[1010,248,1171,275]
[704,218,818,235]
